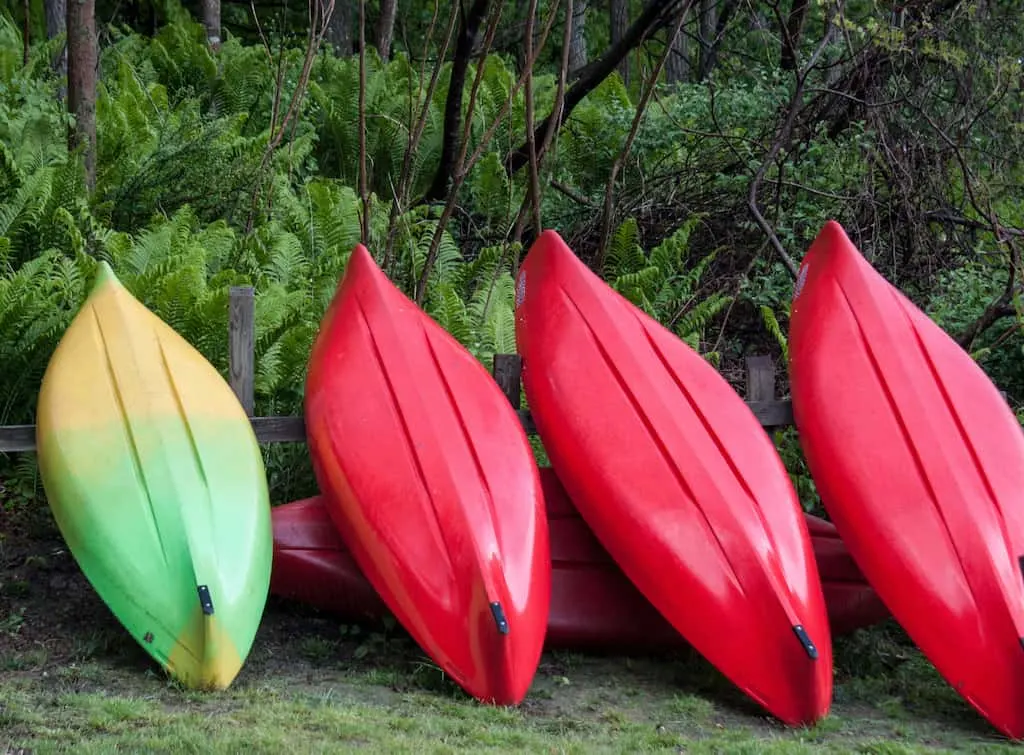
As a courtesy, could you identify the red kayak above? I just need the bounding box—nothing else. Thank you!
[270,469,890,645]
[789,220,1024,739]
[513,230,832,725]
[304,245,551,706]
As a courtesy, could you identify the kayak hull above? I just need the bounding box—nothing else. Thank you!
[35,262,272,690]
[304,245,551,706]
[789,220,1024,739]
[512,231,832,725]
[270,468,889,646]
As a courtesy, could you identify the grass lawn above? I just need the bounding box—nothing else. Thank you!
[1,504,1019,754]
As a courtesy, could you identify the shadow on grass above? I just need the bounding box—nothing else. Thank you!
[833,620,1006,741]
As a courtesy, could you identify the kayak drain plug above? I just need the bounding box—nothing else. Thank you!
[490,602,509,635]
[792,624,818,660]
[197,585,215,616]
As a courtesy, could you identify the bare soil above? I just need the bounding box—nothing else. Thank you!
[0,503,1018,753]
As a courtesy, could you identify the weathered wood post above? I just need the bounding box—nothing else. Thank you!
[745,355,775,404]
[228,286,255,416]
[492,353,523,408]
[745,355,794,427]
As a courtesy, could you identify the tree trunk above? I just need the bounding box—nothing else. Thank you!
[326,0,352,56]
[44,0,67,84]
[376,0,398,58]
[425,0,491,201]
[664,4,691,83]
[695,0,737,80]
[202,0,221,51]
[568,0,588,76]
[610,0,628,85]
[507,0,687,174]
[512,0,545,72]
[695,0,715,79]
[67,0,97,191]
[780,0,809,70]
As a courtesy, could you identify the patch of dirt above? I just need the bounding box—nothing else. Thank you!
[0,508,386,680]
[0,503,1014,752]
[0,508,116,659]
[0,507,745,731]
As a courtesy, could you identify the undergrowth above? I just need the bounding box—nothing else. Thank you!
[0,6,1020,515]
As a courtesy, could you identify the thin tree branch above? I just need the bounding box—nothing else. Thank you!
[358,0,369,243]
[523,0,542,235]
[924,211,1024,239]
[413,0,559,305]
[550,178,596,207]
[504,0,688,175]
[512,0,573,243]
[425,0,492,201]
[382,0,460,272]
[246,0,334,231]
[957,240,1020,350]
[531,0,574,216]
[22,0,29,66]
[747,2,836,279]
[595,2,693,273]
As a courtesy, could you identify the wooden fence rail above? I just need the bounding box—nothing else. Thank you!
[0,286,795,454]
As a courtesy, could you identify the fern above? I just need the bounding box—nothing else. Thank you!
[471,273,517,362]
[0,250,95,425]
[604,217,644,281]
[602,215,729,357]
[759,305,789,363]
[0,15,859,506]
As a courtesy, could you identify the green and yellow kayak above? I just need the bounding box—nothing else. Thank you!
[36,262,272,690]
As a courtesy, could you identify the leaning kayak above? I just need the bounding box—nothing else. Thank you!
[270,469,889,646]
[789,220,1024,739]
[514,230,832,725]
[304,244,550,706]
[35,262,272,690]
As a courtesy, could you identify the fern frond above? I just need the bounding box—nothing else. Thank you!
[759,305,789,363]
[604,217,644,279]
[675,293,732,343]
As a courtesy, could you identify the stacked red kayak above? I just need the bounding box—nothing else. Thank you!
[304,245,551,705]
[270,467,890,646]
[789,220,1024,738]
[513,230,833,725]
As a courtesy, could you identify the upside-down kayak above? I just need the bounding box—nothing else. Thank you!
[35,262,272,690]
[304,245,550,706]
[269,468,889,644]
[513,230,832,725]
[789,220,1024,739]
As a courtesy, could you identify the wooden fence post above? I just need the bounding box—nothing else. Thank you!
[492,354,523,408]
[229,286,255,416]
[745,355,775,403]
[745,355,794,427]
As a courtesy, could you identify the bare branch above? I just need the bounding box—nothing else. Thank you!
[779,0,809,71]
[957,240,1021,350]
[747,2,836,279]
[504,0,689,175]
[595,1,694,272]
[414,0,560,306]
[358,0,369,243]
[382,0,460,272]
[549,178,596,207]
[924,211,1024,239]
[22,0,29,66]
[512,0,575,243]
[425,0,493,201]
[523,0,542,235]
[246,0,335,231]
